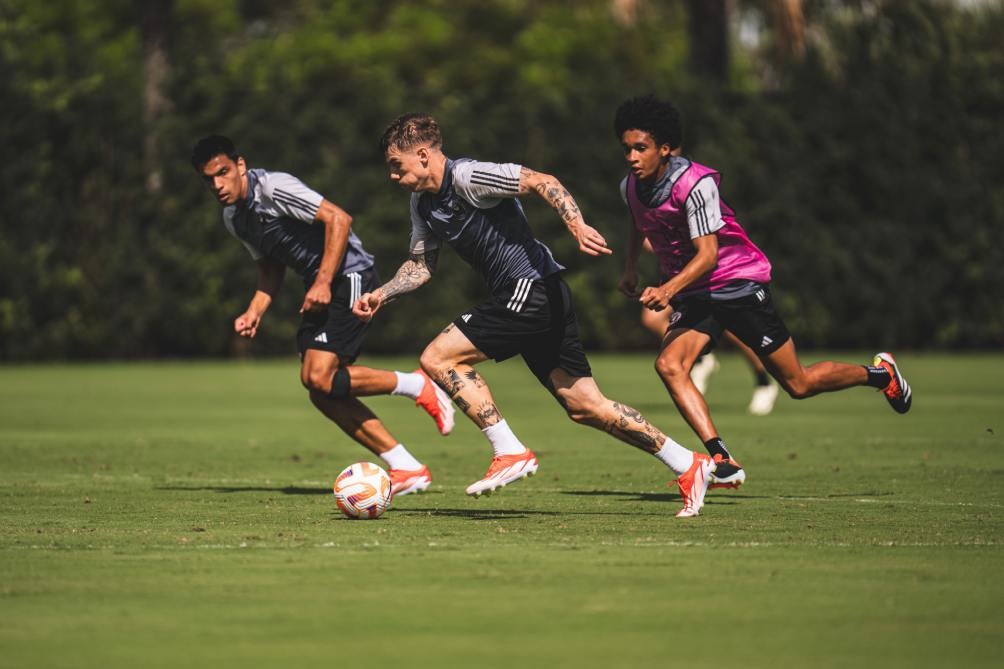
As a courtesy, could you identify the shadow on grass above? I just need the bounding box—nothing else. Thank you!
[157,485,332,495]
[563,489,765,502]
[391,507,561,520]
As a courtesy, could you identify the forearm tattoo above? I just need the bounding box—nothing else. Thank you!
[603,402,666,454]
[378,249,438,301]
[520,167,583,227]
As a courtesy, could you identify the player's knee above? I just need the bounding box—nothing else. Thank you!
[418,348,444,378]
[783,379,813,400]
[654,355,687,382]
[300,364,351,399]
[561,396,603,425]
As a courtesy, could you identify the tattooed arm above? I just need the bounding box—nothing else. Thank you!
[517,167,612,257]
[352,249,439,322]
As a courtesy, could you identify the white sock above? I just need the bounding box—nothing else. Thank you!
[653,436,696,476]
[379,444,423,471]
[390,371,426,400]
[482,419,527,457]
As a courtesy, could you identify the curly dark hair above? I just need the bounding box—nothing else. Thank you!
[190,134,240,171]
[613,95,683,149]
[379,112,443,153]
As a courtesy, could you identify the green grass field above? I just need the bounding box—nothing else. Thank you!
[1,353,1002,668]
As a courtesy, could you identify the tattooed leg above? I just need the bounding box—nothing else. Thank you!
[549,372,668,454]
[599,401,667,454]
[433,364,504,429]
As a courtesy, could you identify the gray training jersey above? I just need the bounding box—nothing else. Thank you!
[409,158,564,298]
[223,168,374,283]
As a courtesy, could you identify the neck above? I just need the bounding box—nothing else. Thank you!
[238,173,250,201]
[421,152,448,193]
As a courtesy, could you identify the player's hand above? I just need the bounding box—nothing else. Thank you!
[300,281,331,314]
[571,222,612,257]
[617,270,641,298]
[639,285,672,312]
[352,291,383,323]
[234,311,262,338]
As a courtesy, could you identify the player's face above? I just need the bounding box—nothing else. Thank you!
[620,129,672,182]
[384,145,430,192]
[200,154,248,206]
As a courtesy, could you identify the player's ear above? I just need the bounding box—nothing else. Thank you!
[658,144,672,162]
[236,156,247,175]
[417,146,429,167]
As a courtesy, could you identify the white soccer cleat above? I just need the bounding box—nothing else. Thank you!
[690,353,719,395]
[748,380,780,416]
[674,452,714,518]
[465,450,539,497]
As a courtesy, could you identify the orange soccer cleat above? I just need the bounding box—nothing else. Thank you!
[674,452,714,518]
[873,352,912,414]
[464,450,538,497]
[389,466,432,497]
[415,369,456,435]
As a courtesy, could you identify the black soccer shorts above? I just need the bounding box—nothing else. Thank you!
[297,266,379,361]
[669,282,791,356]
[453,274,592,386]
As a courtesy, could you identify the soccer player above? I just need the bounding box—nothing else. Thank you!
[614,95,912,489]
[634,239,780,415]
[353,113,715,518]
[190,135,454,496]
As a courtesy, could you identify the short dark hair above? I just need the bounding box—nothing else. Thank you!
[379,113,443,153]
[191,134,240,171]
[613,95,683,149]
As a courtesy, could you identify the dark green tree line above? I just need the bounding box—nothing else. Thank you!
[0,0,1000,360]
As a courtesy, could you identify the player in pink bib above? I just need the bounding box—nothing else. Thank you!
[614,96,913,489]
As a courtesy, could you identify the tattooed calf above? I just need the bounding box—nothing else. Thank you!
[437,368,466,397]
[464,369,486,389]
[475,401,502,428]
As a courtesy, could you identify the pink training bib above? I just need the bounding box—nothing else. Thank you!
[626,161,771,295]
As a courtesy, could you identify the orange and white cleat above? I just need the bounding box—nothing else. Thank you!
[709,454,746,490]
[465,450,538,497]
[674,452,714,518]
[389,466,432,497]
[873,352,912,414]
[415,369,456,435]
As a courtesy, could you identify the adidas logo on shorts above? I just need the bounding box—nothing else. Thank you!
[461,314,472,323]
[760,335,773,349]
[314,332,328,343]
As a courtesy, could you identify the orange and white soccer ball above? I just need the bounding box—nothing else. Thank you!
[333,462,392,519]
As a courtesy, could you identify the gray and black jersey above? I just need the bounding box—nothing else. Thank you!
[409,158,564,299]
[223,168,374,283]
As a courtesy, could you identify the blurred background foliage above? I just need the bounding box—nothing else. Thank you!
[0,0,1001,360]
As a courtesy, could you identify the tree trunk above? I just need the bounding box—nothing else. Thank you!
[685,0,730,82]
[141,0,173,195]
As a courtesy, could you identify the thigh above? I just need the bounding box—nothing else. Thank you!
[547,368,604,410]
[297,268,377,361]
[423,322,490,368]
[521,278,592,386]
[659,326,713,371]
[667,296,722,350]
[300,348,344,387]
[714,285,791,357]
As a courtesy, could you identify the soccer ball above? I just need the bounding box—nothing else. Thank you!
[333,462,392,519]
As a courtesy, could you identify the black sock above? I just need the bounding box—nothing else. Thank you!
[754,370,770,387]
[704,437,731,460]
[865,365,891,388]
